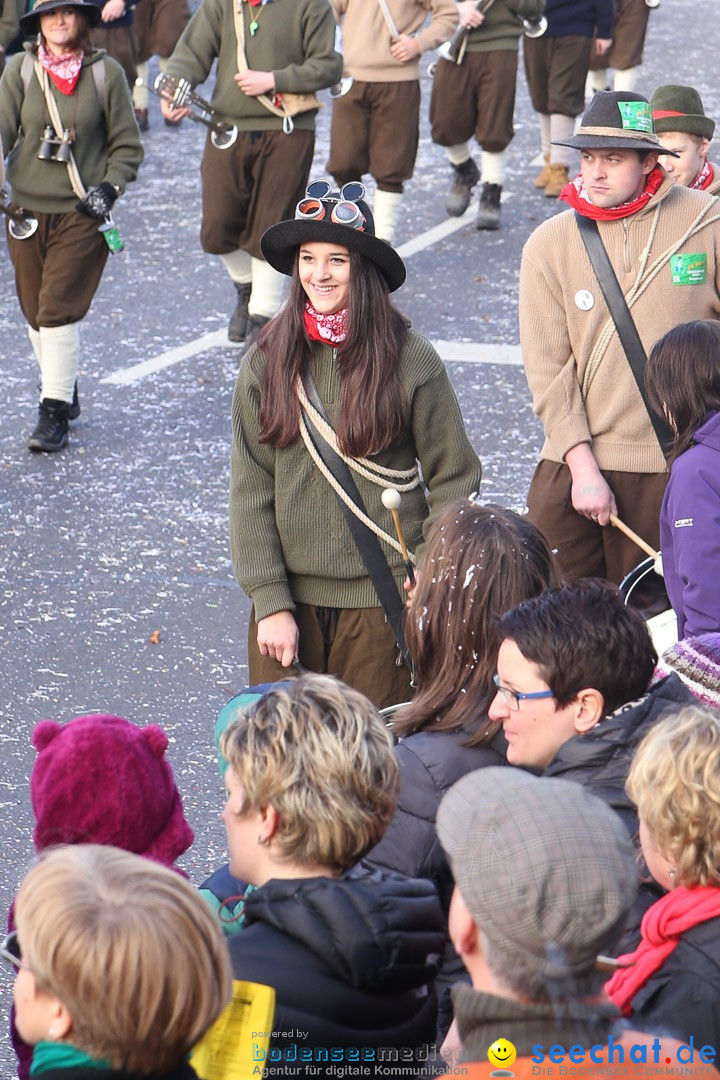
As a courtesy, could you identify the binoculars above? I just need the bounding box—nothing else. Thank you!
[38,125,73,163]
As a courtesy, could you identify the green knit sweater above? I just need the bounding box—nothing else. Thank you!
[165,0,341,132]
[0,47,143,214]
[464,0,545,53]
[230,329,483,620]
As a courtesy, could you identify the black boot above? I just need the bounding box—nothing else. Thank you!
[475,182,502,230]
[228,283,252,342]
[68,380,80,421]
[242,314,270,354]
[28,399,70,453]
[446,157,480,217]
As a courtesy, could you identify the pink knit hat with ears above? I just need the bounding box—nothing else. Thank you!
[30,715,194,867]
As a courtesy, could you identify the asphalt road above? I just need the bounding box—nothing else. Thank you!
[0,0,716,1057]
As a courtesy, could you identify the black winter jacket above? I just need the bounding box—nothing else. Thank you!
[629,916,720,1047]
[227,867,445,1076]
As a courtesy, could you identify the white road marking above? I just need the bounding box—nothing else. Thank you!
[101,196,517,386]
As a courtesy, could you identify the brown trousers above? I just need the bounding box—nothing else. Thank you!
[526,459,668,586]
[200,128,315,258]
[524,34,593,117]
[590,0,651,71]
[92,25,138,89]
[327,80,420,193]
[8,212,109,330]
[430,49,518,152]
[247,603,413,710]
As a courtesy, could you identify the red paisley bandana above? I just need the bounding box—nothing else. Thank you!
[690,159,713,190]
[38,41,83,94]
[303,303,348,345]
[559,165,665,221]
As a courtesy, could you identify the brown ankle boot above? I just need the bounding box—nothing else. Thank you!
[533,153,551,188]
[544,163,570,198]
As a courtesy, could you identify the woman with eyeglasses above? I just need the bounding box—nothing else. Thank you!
[229,182,482,709]
[3,845,231,1080]
[0,0,142,452]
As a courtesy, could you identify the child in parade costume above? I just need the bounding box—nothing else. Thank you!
[606,706,720,1047]
[3,845,231,1080]
[0,0,143,453]
[231,182,482,707]
[645,320,720,638]
[8,714,194,1080]
[162,0,341,346]
[650,84,720,194]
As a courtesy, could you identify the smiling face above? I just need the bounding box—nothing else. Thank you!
[659,130,711,187]
[39,5,80,55]
[580,148,658,208]
[488,1039,517,1068]
[298,241,351,315]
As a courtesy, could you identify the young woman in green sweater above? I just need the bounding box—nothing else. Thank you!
[230,181,483,708]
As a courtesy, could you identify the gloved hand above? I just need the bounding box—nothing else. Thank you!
[75,182,118,220]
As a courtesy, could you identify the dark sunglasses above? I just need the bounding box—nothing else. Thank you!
[0,931,26,971]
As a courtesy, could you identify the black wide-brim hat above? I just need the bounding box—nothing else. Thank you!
[553,90,680,156]
[261,194,407,293]
[20,0,102,35]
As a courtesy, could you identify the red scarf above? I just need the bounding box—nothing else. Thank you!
[303,303,348,345]
[38,42,83,95]
[690,159,713,191]
[605,885,720,1012]
[559,165,664,221]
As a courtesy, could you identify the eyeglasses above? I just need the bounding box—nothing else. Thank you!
[295,179,366,230]
[0,932,27,971]
[492,674,555,712]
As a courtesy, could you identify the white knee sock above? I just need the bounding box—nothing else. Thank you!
[587,69,609,95]
[614,66,638,92]
[446,142,472,166]
[373,189,403,244]
[28,326,42,369]
[481,149,507,186]
[39,323,79,403]
[221,248,253,285]
[550,114,576,168]
[249,257,286,319]
[539,113,551,157]
[134,60,149,109]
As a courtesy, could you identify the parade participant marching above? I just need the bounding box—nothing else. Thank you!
[230,182,482,707]
[0,0,143,453]
[326,0,457,244]
[131,0,190,131]
[588,0,654,95]
[650,84,720,195]
[162,0,341,346]
[525,0,614,198]
[520,90,720,585]
[430,0,545,230]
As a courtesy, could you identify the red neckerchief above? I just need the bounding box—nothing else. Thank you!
[303,302,348,345]
[559,165,664,221]
[690,159,713,190]
[605,885,720,1013]
[38,42,83,95]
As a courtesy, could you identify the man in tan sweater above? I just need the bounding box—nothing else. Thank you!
[327,0,457,243]
[520,90,720,585]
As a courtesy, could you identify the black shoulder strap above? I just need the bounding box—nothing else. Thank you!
[300,371,413,673]
[575,212,674,458]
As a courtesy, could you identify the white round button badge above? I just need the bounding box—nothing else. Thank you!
[574,289,595,311]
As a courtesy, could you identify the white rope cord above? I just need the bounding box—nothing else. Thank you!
[299,413,417,564]
[582,202,720,397]
[37,64,88,200]
[297,380,421,491]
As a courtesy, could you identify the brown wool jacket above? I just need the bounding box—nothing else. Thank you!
[520,171,720,474]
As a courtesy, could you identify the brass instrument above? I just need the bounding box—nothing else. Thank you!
[139,74,239,150]
[428,0,497,74]
[0,189,38,240]
[645,0,660,7]
[516,13,548,37]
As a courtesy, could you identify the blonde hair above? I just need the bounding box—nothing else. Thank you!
[15,845,232,1074]
[220,674,399,871]
[627,706,720,886]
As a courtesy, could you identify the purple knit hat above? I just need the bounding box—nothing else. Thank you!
[655,635,720,710]
[30,714,194,867]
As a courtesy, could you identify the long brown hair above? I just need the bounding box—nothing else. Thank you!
[38,8,94,52]
[646,320,720,461]
[393,502,560,745]
[253,249,409,457]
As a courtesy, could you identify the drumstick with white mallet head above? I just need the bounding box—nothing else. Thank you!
[381,488,415,585]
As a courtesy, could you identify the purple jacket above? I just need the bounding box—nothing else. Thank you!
[661,411,720,638]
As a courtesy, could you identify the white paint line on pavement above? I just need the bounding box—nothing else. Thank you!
[433,341,522,366]
[102,197,516,386]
